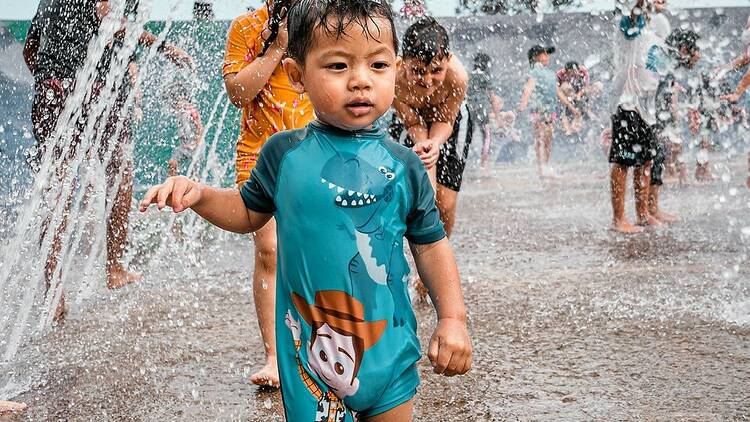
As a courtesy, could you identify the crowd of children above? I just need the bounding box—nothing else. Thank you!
[4,0,750,419]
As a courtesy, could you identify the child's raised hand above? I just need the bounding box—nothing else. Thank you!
[139,176,202,214]
[427,317,472,377]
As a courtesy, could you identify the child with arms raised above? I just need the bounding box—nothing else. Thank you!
[140,1,472,421]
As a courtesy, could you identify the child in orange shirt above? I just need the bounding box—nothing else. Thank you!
[222,0,314,388]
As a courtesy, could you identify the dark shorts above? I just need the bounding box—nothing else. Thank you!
[389,105,473,192]
[650,124,672,186]
[609,107,656,167]
[30,77,132,180]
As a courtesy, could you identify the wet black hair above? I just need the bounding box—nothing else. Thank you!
[286,0,399,65]
[473,52,491,72]
[666,28,700,67]
[565,61,580,71]
[259,0,294,57]
[402,17,450,65]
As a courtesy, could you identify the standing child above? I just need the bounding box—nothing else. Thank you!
[165,76,204,176]
[556,61,589,137]
[222,0,315,388]
[650,28,702,223]
[607,0,664,233]
[389,17,470,300]
[141,1,472,421]
[465,52,501,169]
[518,45,578,179]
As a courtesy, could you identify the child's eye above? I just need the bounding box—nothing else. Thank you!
[372,62,390,70]
[326,63,347,70]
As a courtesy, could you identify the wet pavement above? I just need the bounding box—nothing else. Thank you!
[7,153,750,421]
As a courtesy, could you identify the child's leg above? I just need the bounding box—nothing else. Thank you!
[562,113,572,135]
[543,122,554,169]
[362,399,414,422]
[249,218,280,388]
[480,124,491,169]
[648,184,679,223]
[106,158,142,289]
[533,120,545,175]
[695,136,714,181]
[634,163,660,227]
[610,164,643,233]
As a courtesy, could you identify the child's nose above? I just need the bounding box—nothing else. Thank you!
[348,67,372,91]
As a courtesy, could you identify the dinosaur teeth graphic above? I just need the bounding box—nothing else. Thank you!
[324,179,378,208]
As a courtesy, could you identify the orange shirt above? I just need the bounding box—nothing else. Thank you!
[223,7,314,185]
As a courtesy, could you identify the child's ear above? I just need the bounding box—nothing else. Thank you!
[283,58,306,94]
[395,56,403,72]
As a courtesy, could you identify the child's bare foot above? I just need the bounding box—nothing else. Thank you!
[610,220,645,234]
[636,214,663,228]
[412,276,429,302]
[106,267,142,290]
[250,357,280,389]
[654,211,679,224]
[0,401,28,416]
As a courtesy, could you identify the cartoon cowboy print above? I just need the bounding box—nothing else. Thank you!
[286,290,387,422]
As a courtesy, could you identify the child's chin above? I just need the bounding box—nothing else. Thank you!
[341,119,377,131]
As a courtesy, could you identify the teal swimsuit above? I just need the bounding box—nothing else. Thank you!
[240,121,446,420]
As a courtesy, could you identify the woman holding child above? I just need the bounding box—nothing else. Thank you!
[222,0,314,388]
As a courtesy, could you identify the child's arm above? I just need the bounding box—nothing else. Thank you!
[224,19,287,108]
[517,78,534,112]
[139,176,271,234]
[139,31,194,69]
[410,238,472,376]
[721,67,750,103]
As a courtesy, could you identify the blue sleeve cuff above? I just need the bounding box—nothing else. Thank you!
[240,180,275,214]
[406,227,447,245]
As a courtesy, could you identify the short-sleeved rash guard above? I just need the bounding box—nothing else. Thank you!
[240,120,445,416]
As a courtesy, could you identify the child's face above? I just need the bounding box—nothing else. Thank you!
[307,323,360,398]
[402,55,450,95]
[535,53,550,66]
[284,16,400,131]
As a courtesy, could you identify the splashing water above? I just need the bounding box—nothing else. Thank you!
[0,0,162,398]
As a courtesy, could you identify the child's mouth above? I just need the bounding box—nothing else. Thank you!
[346,101,374,116]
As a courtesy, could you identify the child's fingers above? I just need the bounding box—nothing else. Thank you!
[427,334,439,369]
[171,179,187,212]
[433,341,453,374]
[139,185,162,212]
[156,178,175,210]
[462,349,473,374]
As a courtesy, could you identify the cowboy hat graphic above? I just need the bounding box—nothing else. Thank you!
[292,290,386,350]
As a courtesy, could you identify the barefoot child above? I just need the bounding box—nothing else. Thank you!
[465,53,501,169]
[141,1,472,420]
[222,0,315,388]
[391,17,469,237]
[650,28,701,223]
[608,0,664,233]
[389,17,469,301]
[518,45,578,178]
[165,76,203,176]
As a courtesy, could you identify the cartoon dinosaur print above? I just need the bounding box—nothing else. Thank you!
[320,153,411,326]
